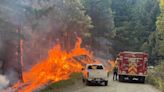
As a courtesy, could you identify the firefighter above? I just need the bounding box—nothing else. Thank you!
[113,65,118,80]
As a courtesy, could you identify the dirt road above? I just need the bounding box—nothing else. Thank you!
[62,75,161,92]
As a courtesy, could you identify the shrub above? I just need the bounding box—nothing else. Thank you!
[147,62,164,92]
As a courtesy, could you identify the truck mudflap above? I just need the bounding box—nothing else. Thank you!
[119,75,145,83]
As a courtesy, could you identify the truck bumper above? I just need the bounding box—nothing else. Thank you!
[87,78,107,84]
[119,75,146,83]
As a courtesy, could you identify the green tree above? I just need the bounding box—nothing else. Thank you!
[0,0,92,82]
[112,0,159,51]
[82,0,115,58]
[142,0,164,64]
[156,0,164,59]
[83,0,114,37]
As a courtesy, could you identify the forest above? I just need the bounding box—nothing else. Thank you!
[0,0,164,89]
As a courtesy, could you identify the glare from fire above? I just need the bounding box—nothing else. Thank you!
[13,37,93,92]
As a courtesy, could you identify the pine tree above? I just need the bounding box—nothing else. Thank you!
[156,0,164,58]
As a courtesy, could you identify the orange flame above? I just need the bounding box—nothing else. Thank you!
[13,37,93,92]
[107,60,117,71]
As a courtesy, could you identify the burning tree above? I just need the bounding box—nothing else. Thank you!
[13,37,94,92]
[0,0,92,87]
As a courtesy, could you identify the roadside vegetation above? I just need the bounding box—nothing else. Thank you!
[41,73,82,92]
[147,62,164,92]
[146,0,164,91]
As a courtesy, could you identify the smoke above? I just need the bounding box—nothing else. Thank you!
[0,75,9,90]
[0,0,91,89]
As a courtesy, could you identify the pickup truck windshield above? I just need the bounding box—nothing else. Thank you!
[88,65,103,69]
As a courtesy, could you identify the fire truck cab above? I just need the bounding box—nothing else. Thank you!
[117,51,148,83]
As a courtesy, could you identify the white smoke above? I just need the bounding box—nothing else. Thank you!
[0,75,9,90]
[0,75,15,92]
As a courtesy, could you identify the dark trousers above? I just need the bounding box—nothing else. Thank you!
[113,72,118,80]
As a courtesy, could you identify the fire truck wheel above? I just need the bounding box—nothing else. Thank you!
[85,80,90,86]
[140,76,145,83]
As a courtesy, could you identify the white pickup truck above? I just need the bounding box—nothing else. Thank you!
[82,64,109,86]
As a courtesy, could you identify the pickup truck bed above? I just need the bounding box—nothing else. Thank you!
[82,64,108,86]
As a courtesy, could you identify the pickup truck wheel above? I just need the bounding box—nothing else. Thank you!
[85,80,90,86]
[82,78,85,83]
[104,81,108,86]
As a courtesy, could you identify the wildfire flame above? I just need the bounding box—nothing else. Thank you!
[13,37,93,92]
[107,60,117,71]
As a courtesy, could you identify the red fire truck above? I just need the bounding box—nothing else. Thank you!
[117,51,148,83]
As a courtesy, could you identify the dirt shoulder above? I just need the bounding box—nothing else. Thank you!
[60,75,161,92]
